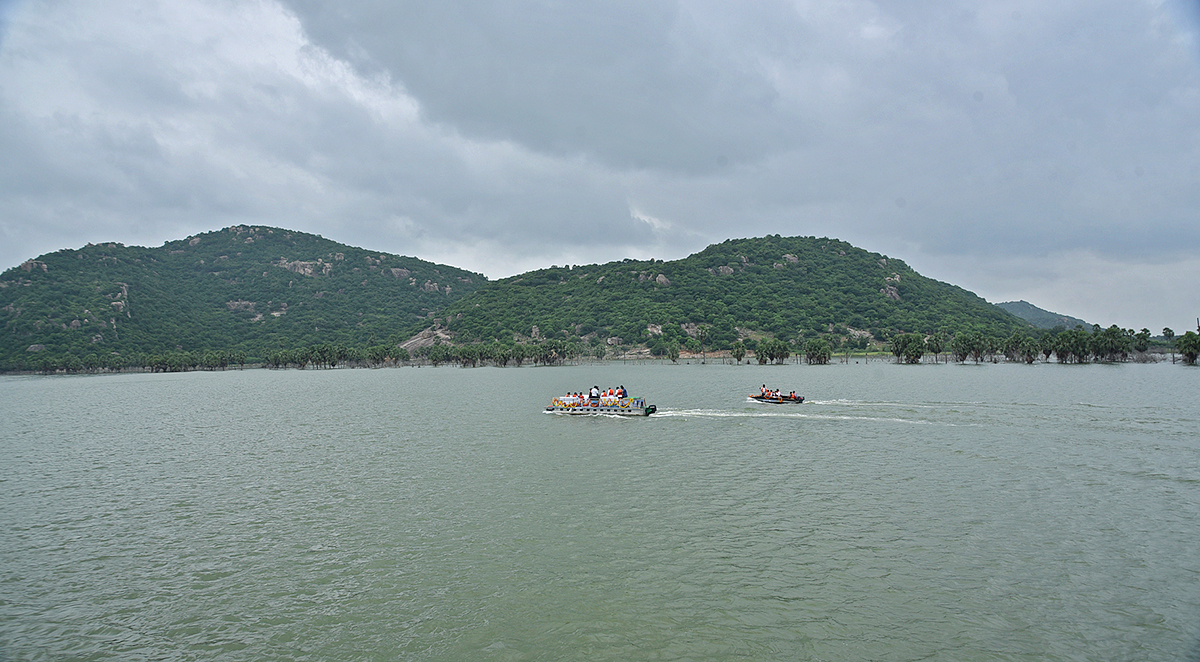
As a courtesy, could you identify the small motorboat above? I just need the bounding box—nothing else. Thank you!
[748,392,804,404]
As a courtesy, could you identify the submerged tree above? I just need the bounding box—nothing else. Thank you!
[926,331,948,364]
[1177,331,1200,365]
[731,340,746,364]
[890,333,926,364]
[666,341,681,363]
[1133,328,1151,354]
[755,338,790,364]
[950,330,984,363]
[804,337,832,365]
[1017,336,1040,364]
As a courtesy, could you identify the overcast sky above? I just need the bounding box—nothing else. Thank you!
[2,0,1198,332]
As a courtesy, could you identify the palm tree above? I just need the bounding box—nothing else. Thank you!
[731,341,746,364]
[697,324,711,363]
[1177,331,1200,365]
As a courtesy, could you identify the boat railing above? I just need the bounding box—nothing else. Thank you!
[551,396,644,408]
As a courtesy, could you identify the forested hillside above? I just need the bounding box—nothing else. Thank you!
[439,235,1028,353]
[0,226,485,370]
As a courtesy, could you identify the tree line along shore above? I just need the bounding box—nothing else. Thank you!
[9,324,1198,374]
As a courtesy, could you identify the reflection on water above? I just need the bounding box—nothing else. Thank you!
[2,362,1198,660]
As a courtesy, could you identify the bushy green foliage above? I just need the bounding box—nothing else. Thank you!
[890,333,926,364]
[730,340,747,363]
[755,338,791,364]
[804,337,832,364]
[1043,325,1133,364]
[1,226,485,369]
[935,324,1166,366]
[1177,331,1200,364]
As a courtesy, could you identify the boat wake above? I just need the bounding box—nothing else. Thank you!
[655,408,940,425]
[804,398,984,408]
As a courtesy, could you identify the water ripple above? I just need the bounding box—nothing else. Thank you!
[1,364,1197,661]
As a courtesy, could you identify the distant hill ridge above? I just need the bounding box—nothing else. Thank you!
[2,227,1033,369]
[435,235,1028,351]
[996,300,1090,329]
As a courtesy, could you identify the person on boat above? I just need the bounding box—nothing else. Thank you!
[789,391,797,400]
[616,385,626,398]
[761,384,767,395]
[590,386,600,400]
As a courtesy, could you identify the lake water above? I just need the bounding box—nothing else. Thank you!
[2,361,1198,661]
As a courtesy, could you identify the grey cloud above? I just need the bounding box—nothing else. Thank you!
[282,0,810,173]
[1,0,1198,330]
[279,0,1200,253]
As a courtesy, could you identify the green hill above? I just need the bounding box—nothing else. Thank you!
[995,300,1091,330]
[1,226,485,369]
[439,235,1029,352]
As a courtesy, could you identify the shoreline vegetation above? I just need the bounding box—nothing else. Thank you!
[8,326,1198,375]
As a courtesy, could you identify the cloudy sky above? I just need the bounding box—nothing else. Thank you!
[1,0,1198,332]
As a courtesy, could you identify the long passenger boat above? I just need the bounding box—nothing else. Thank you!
[546,395,657,416]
